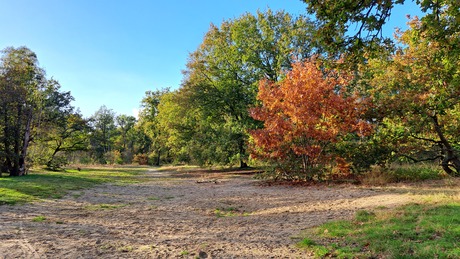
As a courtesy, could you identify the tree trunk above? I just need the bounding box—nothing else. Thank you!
[239,139,248,168]
[240,159,248,168]
[155,148,161,166]
[19,111,33,175]
[431,115,460,176]
[11,105,22,176]
[2,103,14,175]
[47,141,62,169]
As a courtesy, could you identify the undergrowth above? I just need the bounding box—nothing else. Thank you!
[361,163,447,185]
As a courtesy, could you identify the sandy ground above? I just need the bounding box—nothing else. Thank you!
[0,168,454,258]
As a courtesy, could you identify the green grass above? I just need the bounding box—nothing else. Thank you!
[32,215,46,222]
[298,202,460,258]
[214,207,238,217]
[363,163,447,185]
[0,166,149,205]
[146,196,160,200]
[389,164,446,182]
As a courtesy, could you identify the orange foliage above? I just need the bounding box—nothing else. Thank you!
[250,59,371,173]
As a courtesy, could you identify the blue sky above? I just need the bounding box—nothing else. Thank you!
[0,1,421,118]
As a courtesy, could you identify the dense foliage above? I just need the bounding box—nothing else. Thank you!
[0,47,84,175]
[154,9,320,167]
[364,17,460,175]
[250,60,371,180]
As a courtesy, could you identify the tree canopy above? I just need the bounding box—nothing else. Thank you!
[300,0,460,59]
[250,59,371,180]
[364,16,460,175]
[167,9,320,167]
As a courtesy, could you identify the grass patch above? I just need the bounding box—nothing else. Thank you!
[215,207,238,217]
[297,238,330,257]
[299,201,460,258]
[362,163,446,185]
[389,164,447,182]
[0,166,149,205]
[32,215,46,222]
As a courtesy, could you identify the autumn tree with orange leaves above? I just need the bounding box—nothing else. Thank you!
[250,59,371,180]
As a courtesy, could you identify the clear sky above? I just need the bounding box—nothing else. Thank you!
[0,1,421,118]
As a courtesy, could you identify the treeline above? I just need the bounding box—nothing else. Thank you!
[1,2,459,180]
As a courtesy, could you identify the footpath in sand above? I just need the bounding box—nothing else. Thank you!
[0,168,452,258]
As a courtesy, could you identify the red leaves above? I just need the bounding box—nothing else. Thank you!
[250,59,371,168]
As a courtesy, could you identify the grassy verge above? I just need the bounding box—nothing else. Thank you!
[362,163,447,185]
[298,197,460,258]
[0,166,149,205]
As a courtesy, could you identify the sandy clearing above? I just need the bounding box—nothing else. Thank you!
[1,169,454,258]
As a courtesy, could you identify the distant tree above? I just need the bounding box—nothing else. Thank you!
[0,46,47,176]
[138,88,169,166]
[114,114,137,163]
[250,59,370,180]
[154,91,183,163]
[116,115,136,150]
[31,80,89,170]
[89,105,116,163]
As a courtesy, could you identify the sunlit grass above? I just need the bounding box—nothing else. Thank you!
[32,215,47,222]
[0,166,150,205]
[298,196,460,258]
[362,163,447,185]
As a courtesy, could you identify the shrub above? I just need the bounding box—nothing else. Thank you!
[133,154,148,165]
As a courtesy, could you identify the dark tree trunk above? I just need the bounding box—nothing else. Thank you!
[47,141,62,169]
[11,104,22,176]
[19,111,33,175]
[2,103,14,175]
[239,139,248,168]
[155,148,161,166]
[240,160,248,168]
[431,115,460,176]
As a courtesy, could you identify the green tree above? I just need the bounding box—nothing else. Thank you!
[31,80,89,170]
[0,46,47,176]
[115,114,137,163]
[155,91,187,163]
[89,105,117,163]
[365,15,460,175]
[138,88,170,166]
[300,0,459,59]
[180,9,319,167]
